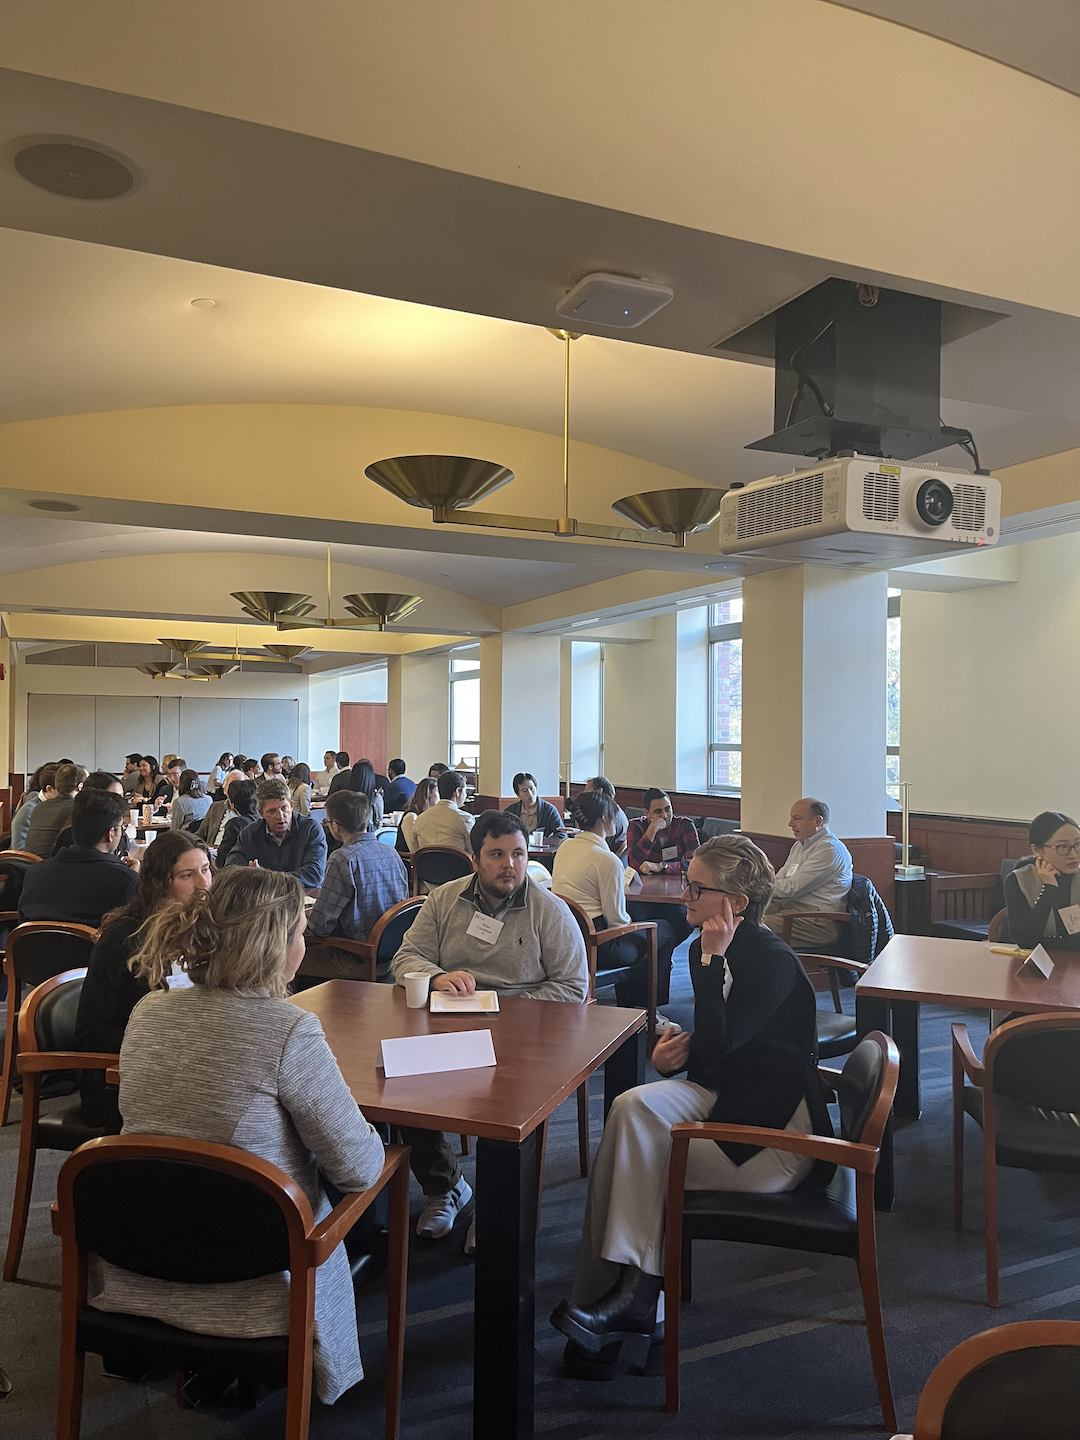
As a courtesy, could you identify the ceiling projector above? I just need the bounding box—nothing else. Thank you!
[718,456,1001,567]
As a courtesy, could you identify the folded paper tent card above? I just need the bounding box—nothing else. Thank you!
[379,1028,497,1078]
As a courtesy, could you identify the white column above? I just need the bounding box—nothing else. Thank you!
[741,566,887,837]
[479,633,561,798]
[602,614,678,790]
[400,652,450,778]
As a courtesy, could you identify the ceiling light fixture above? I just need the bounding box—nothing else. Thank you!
[136,662,173,679]
[29,498,81,512]
[341,593,423,630]
[230,591,317,625]
[196,662,238,680]
[190,298,217,309]
[157,638,206,656]
[14,140,136,199]
[364,331,724,547]
[236,548,423,633]
[263,644,311,661]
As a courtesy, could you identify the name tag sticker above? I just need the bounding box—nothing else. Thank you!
[1026,944,1056,979]
[661,846,679,863]
[1059,904,1080,935]
[466,911,504,945]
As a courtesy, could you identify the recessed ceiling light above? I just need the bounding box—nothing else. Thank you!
[571,617,602,627]
[14,140,136,199]
[190,297,217,309]
[29,499,80,512]
[704,561,741,570]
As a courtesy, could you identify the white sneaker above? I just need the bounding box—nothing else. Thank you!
[416,1178,472,1240]
[653,1013,683,1037]
[464,1219,476,1255]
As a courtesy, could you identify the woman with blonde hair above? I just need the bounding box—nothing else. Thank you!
[88,866,386,1405]
[551,834,831,1377]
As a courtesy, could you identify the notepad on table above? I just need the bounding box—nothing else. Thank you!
[429,990,500,1014]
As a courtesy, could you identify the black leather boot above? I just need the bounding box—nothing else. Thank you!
[550,1265,663,1367]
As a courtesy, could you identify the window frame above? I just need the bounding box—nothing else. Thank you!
[449,647,480,772]
[707,601,742,795]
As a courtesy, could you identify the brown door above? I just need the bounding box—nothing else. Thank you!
[339,703,387,776]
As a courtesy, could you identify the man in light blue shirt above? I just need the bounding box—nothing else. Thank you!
[764,797,852,947]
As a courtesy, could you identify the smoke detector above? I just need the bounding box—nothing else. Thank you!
[555,272,673,329]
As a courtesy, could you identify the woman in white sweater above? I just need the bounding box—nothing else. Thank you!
[552,790,677,1012]
[91,866,386,1405]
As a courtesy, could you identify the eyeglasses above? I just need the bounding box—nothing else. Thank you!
[683,881,737,902]
[1048,841,1080,857]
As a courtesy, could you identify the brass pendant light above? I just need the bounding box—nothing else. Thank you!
[263,644,312,661]
[230,592,317,625]
[342,593,424,630]
[157,637,206,657]
[196,662,239,680]
[136,662,174,679]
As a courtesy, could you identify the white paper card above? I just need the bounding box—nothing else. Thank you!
[661,846,679,863]
[429,990,500,1013]
[466,912,504,945]
[1058,904,1080,935]
[1026,944,1056,979]
[379,1028,496,1078]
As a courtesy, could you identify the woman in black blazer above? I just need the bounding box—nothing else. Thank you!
[1005,810,1080,952]
[551,834,829,1375]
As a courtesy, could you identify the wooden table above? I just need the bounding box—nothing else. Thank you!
[290,980,646,1440]
[631,873,687,905]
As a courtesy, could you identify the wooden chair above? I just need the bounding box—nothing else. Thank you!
[1,922,98,1126]
[410,845,473,896]
[306,898,426,982]
[952,1013,1080,1307]
[664,1031,899,1429]
[780,909,852,949]
[799,952,869,1059]
[0,852,43,864]
[53,1134,411,1440]
[910,1321,1080,1439]
[556,894,658,1178]
[987,908,1010,943]
[5,969,118,1282]
[930,872,1002,941]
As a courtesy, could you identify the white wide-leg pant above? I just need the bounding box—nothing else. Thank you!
[573,1080,813,1303]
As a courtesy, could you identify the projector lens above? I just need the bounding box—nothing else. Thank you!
[915,479,954,527]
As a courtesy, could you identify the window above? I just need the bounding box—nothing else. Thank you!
[450,647,480,771]
[570,642,604,782]
[708,595,742,791]
[886,590,900,788]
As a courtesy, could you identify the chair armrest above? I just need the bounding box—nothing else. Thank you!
[817,1065,844,1091]
[51,1200,60,1236]
[106,1065,120,1086]
[951,1022,984,1085]
[307,933,374,960]
[0,910,17,924]
[784,911,851,924]
[592,920,658,945]
[669,1121,879,1174]
[306,1144,411,1266]
[810,954,869,975]
[18,1051,119,1074]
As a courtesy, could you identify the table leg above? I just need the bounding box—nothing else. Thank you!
[890,999,921,1122]
[603,1027,646,1119]
[855,994,896,1211]
[473,1129,540,1440]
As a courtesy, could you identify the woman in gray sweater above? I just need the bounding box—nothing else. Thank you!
[89,866,386,1405]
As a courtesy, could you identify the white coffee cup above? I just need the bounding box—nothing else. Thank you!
[403,972,431,1009]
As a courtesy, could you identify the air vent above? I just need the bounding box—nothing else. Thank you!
[736,472,824,539]
[951,483,987,532]
[862,470,900,523]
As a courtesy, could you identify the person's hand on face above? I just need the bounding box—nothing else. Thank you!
[651,1026,691,1074]
[645,799,672,840]
[431,970,477,995]
[700,895,743,958]
[1035,854,1061,887]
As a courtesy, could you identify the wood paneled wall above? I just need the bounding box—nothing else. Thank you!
[887,811,1030,873]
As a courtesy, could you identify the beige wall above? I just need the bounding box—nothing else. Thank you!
[901,531,1080,822]
[603,614,678,791]
[399,652,449,778]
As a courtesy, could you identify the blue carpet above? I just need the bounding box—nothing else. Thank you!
[3,942,1080,1437]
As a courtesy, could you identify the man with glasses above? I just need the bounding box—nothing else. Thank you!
[764,797,852,947]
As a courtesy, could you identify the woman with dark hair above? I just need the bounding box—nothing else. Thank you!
[209,752,234,792]
[215,778,259,865]
[347,759,383,831]
[170,769,211,831]
[73,831,213,1127]
[504,772,566,840]
[398,776,437,853]
[550,835,829,1377]
[1005,811,1080,952]
[130,755,172,812]
[552,790,676,1014]
[288,761,313,817]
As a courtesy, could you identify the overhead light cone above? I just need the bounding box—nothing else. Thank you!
[610,487,725,543]
[197,662,239,679]
[364,456,514,516]
[136,662,173,679]
[263,644,311,661]
[157,637,207,656]
[342,593,423,630]
[230,591,315,624]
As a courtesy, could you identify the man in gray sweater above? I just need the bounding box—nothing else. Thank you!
[392,809,587,1250]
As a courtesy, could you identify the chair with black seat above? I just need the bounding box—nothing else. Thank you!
[699,817,739,840]
[5,968,118,1282]
[557,894,657,1178]
[952,1013,1080,1307]
[624,806,644,820]
[52,1133,410,1440]
[410,845,474,896]
[663,1030,899,1429]
[800,953,869,1060]
[909,1320,1080,1440]
[0,851,41,954]
[1,921,98,1127]
[306,898,426,983]
[781,873,894,965]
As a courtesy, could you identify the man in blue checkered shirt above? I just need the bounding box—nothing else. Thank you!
[302,788,409,979]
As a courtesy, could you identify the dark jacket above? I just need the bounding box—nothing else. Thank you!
[327,768,353,796]
[19,846,138,928]
[223,813,327,888]
[384,776,416,812]
[216,811,258,867]
[504,798,567,839]
[23,793,75,858]
[74,915,148,1128]
[847,874,894,962]
[684,922,830,1165]
[1005,857,1080,952]
[196,797,229,843]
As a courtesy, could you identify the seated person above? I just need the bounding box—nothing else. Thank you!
[10,762,58,852]
[764,798,852,947]
[1005,810,1080,952]
[74,833,212,1127]
[170,769,212,831]
[214,778,259,863]
[398,777,438,853]
[20,789,138,926]
[288,762,314,817]
[129,755,172,813]
[346,760,384,831]
[626,789,699,874]
[209,751,234,795]
[428,762,450,780]
[91,867,386,1407]
[52,770,134,859]
[550,835,829,1374]
[24,762,87,857]
[121,754,143,794]
[241,756,261,781]
[223,776,327,888]
[588,776,629,856]
[313,749,341,796]
[261,752,283,779]
[412,769,474,852]
[392,811,587,1249]
[504,772,567,840]
[383,758,416,813]
[327,751,353,795]
[302,790,409,980]
[196,771,237,844]
[552,789,677,1019]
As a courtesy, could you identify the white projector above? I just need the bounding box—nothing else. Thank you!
[718,456,1001,566]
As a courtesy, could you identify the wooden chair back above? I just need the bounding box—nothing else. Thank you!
[930,872,999,924]
[411,845,474,896]
[987,908,1010,943]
